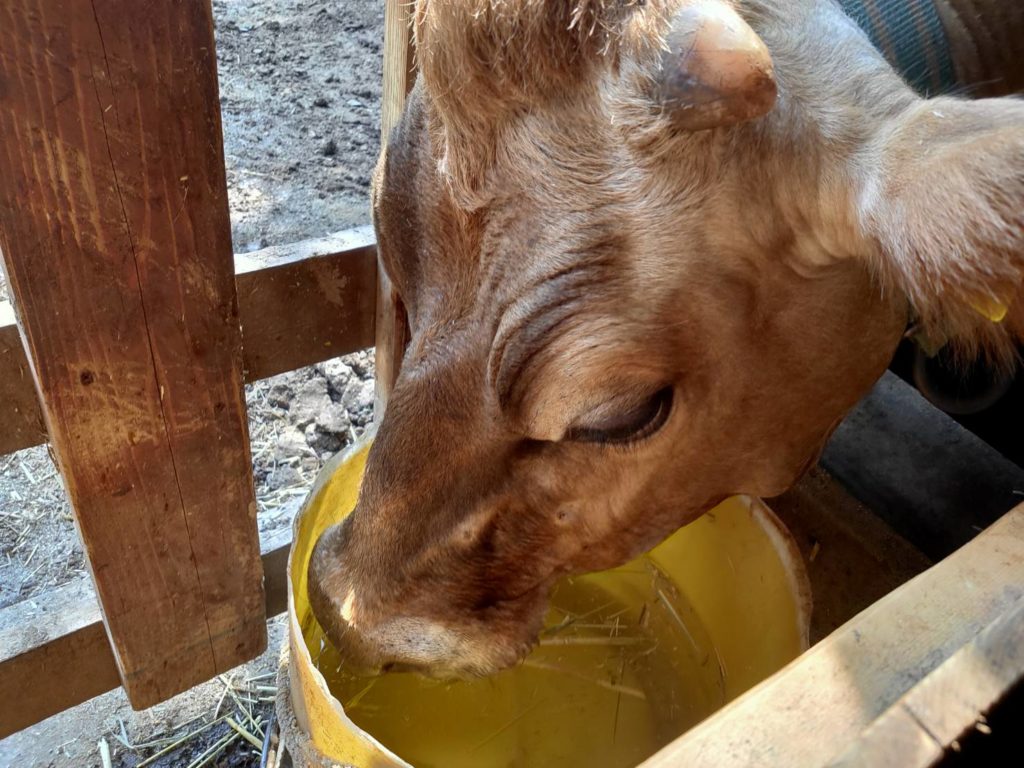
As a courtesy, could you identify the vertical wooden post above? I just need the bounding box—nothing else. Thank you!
[0,0,265,707]
[374,0,416,416]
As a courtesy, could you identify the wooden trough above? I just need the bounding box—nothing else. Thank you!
[0,1,1021,764]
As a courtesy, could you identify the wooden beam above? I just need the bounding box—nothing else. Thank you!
[641,502,1024,768]
[381,0,418,137]
[823,372,1024,560]
[374,0,416,416]
[0,0,263,707]
[0,235,377,456]
[235,228,377,382]
[0,532,292,739]
[0,580,120,740]
[829,598,1024,767]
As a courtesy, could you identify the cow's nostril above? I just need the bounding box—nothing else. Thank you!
[472,592,501,613]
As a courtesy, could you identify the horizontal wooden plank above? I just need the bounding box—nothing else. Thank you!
[823,372,1024,560]
[1,618,121,742]
[237,227,377,382]
[642,502,1024,768]
[0,579,120,740]
[828,597,1024,767]
[0,529,292,739]
[0,232,377,457]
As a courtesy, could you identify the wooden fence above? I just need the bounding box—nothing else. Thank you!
[0,0,409,737]
[1,0,1021,762]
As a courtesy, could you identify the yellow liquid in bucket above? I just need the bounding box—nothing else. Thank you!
[303,557,724,768]
[288,441,809,767]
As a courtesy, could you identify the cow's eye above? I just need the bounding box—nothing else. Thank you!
[567,386,674,445]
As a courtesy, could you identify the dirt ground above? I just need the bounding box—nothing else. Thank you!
[1,0,383,765]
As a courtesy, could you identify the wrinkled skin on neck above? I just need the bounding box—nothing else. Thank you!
[309,0,1024,677]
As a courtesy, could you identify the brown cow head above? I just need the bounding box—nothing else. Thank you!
[310,0,1024,677]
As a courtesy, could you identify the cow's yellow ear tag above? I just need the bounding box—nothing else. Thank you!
[969,295,1010,324]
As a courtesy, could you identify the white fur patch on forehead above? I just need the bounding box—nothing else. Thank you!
[452,510,493,546]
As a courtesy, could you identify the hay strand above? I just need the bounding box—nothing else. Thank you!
[522,659,646,700]
[227,716,265,749]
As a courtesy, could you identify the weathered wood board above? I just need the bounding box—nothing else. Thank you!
[235,228,377,381]
[0,0,264,707]
[0,531,291,739]
[828,598,1024,767]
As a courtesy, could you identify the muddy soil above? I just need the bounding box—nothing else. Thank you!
[1,0,383,765]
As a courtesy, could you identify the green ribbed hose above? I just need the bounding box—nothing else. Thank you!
[839,0,1024,96]
[839,0,956,95]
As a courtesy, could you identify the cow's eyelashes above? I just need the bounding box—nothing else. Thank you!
[566,387,674,445]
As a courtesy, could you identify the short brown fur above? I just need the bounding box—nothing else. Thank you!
[310,0,1024,676]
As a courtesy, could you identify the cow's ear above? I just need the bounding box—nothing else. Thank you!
[413,0,661,207]
[653,0,776,130]
[860,96,1024,362]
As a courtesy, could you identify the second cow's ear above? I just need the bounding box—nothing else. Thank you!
[653,0,777,131]
[859,96,1024,363]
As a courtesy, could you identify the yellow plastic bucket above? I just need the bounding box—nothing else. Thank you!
[280,436,811,767]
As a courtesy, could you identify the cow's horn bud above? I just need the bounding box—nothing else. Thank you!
[655,1,776,130]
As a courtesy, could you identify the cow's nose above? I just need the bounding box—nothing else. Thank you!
[308,516,538,678]
[307,522,387,670]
